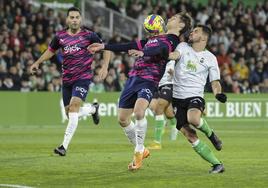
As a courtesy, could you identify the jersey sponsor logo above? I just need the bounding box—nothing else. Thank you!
[63,44,81,54]
[186,60,197,72]
[75,86,87,97]
[147,39,158,44]
[200,57,204,63]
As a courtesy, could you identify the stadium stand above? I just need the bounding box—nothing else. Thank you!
[0,0,267,93]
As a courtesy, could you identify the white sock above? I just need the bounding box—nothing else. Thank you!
[135,117,147,153]
[123,121,136,145]
[78,105,96,118]
[62,112,79,149]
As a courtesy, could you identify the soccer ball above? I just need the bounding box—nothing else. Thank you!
[143,14,165,34]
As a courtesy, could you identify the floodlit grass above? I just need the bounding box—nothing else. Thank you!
[0,121,267,188]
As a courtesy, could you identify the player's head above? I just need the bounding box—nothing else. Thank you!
[66,7,82,30]
[166,12,192,36]
[189,24,212,44]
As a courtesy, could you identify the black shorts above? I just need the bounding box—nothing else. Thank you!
[152,84,173,102]
[172,97,205,130]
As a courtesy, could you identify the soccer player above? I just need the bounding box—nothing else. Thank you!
[170,24,227,173]
[148,59,178,150]
[30,7,111,156]
[89,13,192,170]
[147,33,192,150]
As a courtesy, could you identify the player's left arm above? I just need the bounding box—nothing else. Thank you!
[211,81,227,103]
[98,50,111,80]
[90,32,112,80]
[209,56,227,103]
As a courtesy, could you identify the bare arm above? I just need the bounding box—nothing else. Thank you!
[30,49,55,74]
[211,80,222,95]
[97,50,112,81]
[102,50,111,68]
[211,80,227,103]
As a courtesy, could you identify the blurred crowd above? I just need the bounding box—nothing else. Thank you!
[1,0,268,93]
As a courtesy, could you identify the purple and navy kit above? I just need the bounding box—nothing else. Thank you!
[49,28,102,106]
[105,34,179,108]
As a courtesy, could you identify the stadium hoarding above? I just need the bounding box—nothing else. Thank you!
[0,92,267,126]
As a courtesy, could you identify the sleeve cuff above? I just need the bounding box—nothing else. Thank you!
[48,46,56,52]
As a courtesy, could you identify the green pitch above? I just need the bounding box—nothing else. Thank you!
[0,120,267,188]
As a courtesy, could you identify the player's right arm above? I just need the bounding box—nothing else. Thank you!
[30,35,60,74]
[30,50,55,74]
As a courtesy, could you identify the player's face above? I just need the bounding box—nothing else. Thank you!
[189,27,203,43]
[166,15,183,30]
[66,11,81,30]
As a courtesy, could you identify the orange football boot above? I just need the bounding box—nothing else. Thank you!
[128,148,150,171]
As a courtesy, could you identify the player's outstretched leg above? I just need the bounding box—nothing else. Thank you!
[54,112,79,156]
[192,139,224,173]
[197,118,222,150]
[180,125,224,174]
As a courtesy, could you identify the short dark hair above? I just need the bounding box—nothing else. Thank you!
[67,7,81,16]
[177,12,193,38]
[196,24,212,41]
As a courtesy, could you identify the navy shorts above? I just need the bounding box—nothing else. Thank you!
[62,79,91,106]
[119,77,157,108]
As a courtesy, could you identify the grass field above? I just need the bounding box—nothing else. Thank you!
[0,120,268,188]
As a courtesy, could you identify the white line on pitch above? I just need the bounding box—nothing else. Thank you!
[0,184,34,188]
